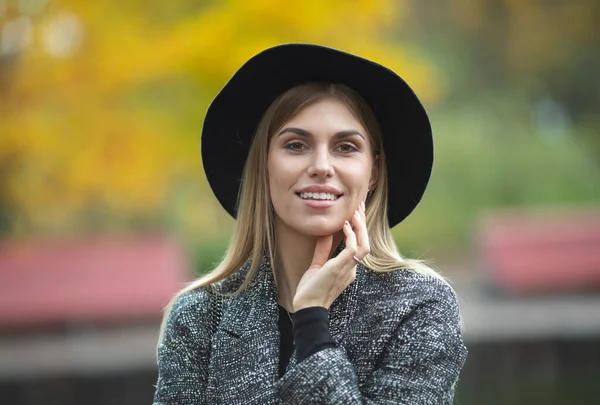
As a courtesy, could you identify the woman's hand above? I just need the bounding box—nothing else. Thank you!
[293,201,369,311]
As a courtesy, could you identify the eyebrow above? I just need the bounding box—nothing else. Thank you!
[277,127,365,140]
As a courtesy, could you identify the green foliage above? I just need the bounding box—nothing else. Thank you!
[394,92,600,256]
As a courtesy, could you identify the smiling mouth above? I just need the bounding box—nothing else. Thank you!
[296,192,342,201]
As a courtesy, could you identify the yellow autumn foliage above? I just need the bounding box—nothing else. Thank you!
[0,0,441,235]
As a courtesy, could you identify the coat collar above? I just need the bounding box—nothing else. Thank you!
[218,257,279,337]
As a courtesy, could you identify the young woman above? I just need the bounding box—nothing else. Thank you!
[153,44,467,404]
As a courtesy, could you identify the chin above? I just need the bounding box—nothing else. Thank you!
[292,218,343,237]
[298,227,338,237]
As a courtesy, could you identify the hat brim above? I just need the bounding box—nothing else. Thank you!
[201,43,433,228]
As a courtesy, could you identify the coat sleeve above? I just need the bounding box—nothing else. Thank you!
[275,278,468,405]
[153,289,213,405]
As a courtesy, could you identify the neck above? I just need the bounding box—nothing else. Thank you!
[273,218,343,312]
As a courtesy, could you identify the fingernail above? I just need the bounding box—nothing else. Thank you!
[345,221,350,227]
[361,200,365,211]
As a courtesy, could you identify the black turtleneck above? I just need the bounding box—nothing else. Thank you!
[277,305,337,377]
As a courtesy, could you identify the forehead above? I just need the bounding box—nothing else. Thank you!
[283,98,367,135]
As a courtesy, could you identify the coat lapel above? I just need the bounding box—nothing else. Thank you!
[209,260,280,404]
[329,264,363,343]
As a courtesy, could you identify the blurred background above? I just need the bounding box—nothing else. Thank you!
[1,0,599,404]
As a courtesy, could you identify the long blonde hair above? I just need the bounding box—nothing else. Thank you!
[158,83,446,342]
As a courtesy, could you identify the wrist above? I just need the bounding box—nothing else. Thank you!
[293,300,328,312]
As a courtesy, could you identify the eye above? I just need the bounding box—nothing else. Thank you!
[284,141,306,151]
[337,143,359,153]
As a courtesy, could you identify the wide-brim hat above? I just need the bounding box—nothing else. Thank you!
[201,43,433,228]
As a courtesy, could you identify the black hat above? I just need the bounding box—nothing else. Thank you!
[201,43,433,228]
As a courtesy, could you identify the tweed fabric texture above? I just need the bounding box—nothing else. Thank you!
[153,256,468,404]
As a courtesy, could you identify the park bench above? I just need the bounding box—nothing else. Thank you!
[476,205,600,295]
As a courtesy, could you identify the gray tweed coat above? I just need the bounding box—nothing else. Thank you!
[153,256,467,404]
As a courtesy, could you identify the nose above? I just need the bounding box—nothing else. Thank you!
[307,147,334,178]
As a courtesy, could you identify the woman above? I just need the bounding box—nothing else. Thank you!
[154,44,467,404]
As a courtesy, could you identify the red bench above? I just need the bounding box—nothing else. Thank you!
[477,206,600,295]
[0,234,190,328]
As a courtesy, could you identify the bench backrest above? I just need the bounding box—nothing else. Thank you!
[477,207,600,294]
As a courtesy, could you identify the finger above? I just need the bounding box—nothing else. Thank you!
[351,201,365,230]
[351,208,370,259]
[339,220,358,265]
[311,234,333,268]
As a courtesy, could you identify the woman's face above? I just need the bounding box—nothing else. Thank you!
[267,98,375,237]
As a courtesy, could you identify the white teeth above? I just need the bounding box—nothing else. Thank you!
[299,192,338,201]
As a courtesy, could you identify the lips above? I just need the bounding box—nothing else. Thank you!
[294,185,344,208]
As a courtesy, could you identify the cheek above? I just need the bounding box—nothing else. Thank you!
[267,155,292,197]
[345,162,373,189]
